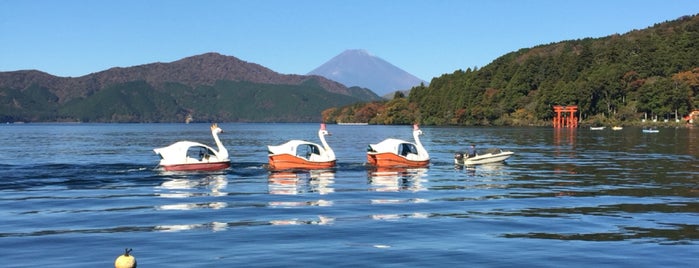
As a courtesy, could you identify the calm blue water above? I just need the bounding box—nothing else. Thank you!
[1,123,698,267]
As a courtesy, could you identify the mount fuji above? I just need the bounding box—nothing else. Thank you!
[308,49,427,97]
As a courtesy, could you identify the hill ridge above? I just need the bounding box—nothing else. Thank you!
[0,52,381,122]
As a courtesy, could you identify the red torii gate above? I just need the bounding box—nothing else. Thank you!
[553,105,578,128]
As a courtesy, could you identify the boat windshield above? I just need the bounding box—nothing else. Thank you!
[187,146,215,160]
[398,143,417,156]
[483,148,502,154]
[296,144,320,159]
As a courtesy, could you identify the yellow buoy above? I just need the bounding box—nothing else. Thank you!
[114,248,137,268]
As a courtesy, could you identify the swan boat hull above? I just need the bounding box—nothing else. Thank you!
[160,161,231,172]
[366,152,430,168]
[268,154,336,170]
[455,151,514,166]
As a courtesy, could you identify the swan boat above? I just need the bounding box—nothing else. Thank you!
[366,124,430,168]
[454,148,514,166]
[154,123,230,171]
[267,123,336,170]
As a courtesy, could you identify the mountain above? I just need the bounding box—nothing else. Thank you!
[0,53,382,123]
[323,14,699,126]
[308,49,427,96]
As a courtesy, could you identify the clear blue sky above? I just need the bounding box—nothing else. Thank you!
[1,0,696,81]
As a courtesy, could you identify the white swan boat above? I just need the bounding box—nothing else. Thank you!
[267,123,336,170]
[366,124,430,168]
[454,148,514,166]
[154,124,230,171]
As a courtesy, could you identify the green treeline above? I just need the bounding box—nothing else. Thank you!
[1,79,371,123]
[324,15,699,126]
[322,91,419,125]
[66,80,369,122]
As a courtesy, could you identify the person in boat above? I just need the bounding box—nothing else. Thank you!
[467,144,477,158]
[399,143,417,157]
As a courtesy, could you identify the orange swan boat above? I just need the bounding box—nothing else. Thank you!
[267,123,336,170]
[366,124,430,168]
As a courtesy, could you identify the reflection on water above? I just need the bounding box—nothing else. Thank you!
[267,169,335,195]
[367,167,427,192]
[367,167,429,220]
[266,170,336,225]
[372,212,430,221]
[155,174,228,210]
[156,173,228,197]
[156,221,229,232]
[156,201,227,211]
[456,162,510,177]
[267,170,335,208]
[269,215,334,226]
[553,127,576,147]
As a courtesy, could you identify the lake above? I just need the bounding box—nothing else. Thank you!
[0,123,697,267]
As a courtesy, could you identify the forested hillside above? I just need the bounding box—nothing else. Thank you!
[324,15,699,126]
[0,53,381,122]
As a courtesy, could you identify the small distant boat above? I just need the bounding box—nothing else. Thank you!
[454,148,514,166]
[642,128,660,133]
[366,124,430,168]
[154,124,230,171]
[267,123,336,170]
[612,126,623,130]
[590,126,606,130]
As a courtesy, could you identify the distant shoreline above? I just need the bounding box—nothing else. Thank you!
[337,122,369,125]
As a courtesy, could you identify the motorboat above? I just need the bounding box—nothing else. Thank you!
[454,148,514,166]
[366,124,430,168]
[154,123,230,171]
[642,128,660,133]
[267,123,336,170]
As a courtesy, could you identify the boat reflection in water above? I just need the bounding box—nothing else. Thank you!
[367,167,428,192]
[154,173,230,232]
[267,169,335,195]
[368,167,430,221]
[269,215,335,226]
[155,173,228,200]
[155,221,229,232]
[459,162,509,176]
[267,169,335,206]
[267,169,335,225]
